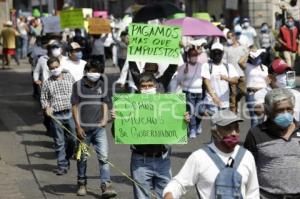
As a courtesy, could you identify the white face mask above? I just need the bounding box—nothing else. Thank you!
[189,56,198,64]
[51,66,63,77]
[86,72,101,82]
[227,39,233,45]
[140,87,157,94]
[243,22,250,28]
[52,48,62,57]
[275,74,287,88]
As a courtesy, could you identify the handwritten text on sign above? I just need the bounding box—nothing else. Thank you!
[88,18,111,34]
[113,94,187,144]
[60,9,84,29]
[127,23,181,64]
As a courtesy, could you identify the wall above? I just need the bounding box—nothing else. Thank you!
[0,0,13,31]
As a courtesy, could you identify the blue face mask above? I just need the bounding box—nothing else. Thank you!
[274,112,293,128]
[287,21,295,28]
[74,51,83,61]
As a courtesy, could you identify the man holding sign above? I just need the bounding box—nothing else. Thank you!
[112,73,189,199]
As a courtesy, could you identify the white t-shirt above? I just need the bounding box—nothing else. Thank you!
[201,62,239,108]
[177,62,203,93]
[163,143,260,199]
[242,27,257,47]
[245,63,268,89]
[224,45,248,77]
[61,58,87,81]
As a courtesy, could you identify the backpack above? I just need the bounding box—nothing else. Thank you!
[203,145,246,199]
[201,61,230,100]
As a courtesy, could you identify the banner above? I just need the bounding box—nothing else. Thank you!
[42,16,62,33]
[127,23,181,64]
[93,11,108,19]
[60,9,84,29]
[113,94,187,144]
[88,18,111,34]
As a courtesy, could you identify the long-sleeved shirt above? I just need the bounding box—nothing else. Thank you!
[163,143,260,199]
[40,72,75,112]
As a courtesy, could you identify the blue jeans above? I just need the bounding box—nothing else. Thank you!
[246,92,262,127]
[130,152,171,199]
[50,110,76,170]
[77,127,110,185]
[20,34,28,59]
[184,91,202,135]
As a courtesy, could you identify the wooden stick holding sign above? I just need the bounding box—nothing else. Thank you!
[88,18,111,34]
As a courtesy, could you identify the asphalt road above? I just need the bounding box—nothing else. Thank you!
[0,60,254,199]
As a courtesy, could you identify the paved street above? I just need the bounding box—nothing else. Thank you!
[0,60,297,199]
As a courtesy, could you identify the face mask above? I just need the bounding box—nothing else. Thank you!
[74,51,83,61]
[51,67,62,77]
[243,22,250,28]
[140,87,156,94]
[221,134,240,150]
[51,48,61,57]
[260,26,268,33]
[287,21,295,28]
[227,39,233,45]
[274,112,293,128]
[189,56,198,64]
[210,52,223,65]
[275,74,287,88]
[86,72,101,82]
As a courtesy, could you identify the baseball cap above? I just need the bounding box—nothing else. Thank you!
[5,21,13,26]
[188,38,207,47]
[271,58,291,74]
[68,42,82,51]
[243,17,250,23]
[212,110,244,126]
[47,40,61,48]
[211,42,224,51]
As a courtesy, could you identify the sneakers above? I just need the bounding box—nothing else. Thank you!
[77,185,87,196]
[189,129,197,139]
[101,182,117,198]
[54,168,67,176]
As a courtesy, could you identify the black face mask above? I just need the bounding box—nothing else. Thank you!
[210,50,223,64]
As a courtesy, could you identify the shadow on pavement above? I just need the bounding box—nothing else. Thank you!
[87,175,132,186]
[16,163,57,173]
[28,151,56,160]
[17,130,50,137]
[21,140,54,149]
[41,184,99,198]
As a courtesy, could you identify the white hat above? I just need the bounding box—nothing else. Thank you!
[5,21,13,26]
[188,38,207,47]
[249,49,266,59]
[211,42,224,51]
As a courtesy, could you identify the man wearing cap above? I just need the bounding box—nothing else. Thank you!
[201,43,239,116]
[163,110,259,199]
[1,21,20,68]
[244,88,300,199]
[33,40,66,88]
[61,42,87,81]
[252,58,300,122]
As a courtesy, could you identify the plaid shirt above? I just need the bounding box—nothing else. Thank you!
[40,72,75,112]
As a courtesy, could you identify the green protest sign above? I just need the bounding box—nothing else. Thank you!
[113,94,187,144]
[60,9,84,29]
[127,23,182,64]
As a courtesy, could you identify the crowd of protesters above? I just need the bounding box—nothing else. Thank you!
[1,0,300,198]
